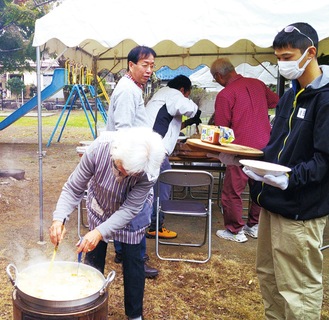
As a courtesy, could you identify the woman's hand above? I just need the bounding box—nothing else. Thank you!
[76,229,103,253]
[49,220,66,246]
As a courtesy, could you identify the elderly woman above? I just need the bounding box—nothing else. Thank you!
[49,127,165,320]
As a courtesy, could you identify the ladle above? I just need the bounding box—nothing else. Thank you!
[49,218,66,270]
[76,237,83,275]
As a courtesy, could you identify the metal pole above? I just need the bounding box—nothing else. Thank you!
[277,73,286,98]
[93,57,98,136]
[36,46,46,245]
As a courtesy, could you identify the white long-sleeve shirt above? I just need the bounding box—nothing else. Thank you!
[145,86,198,155]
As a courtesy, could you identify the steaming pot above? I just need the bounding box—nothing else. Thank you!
[7,261,115,319]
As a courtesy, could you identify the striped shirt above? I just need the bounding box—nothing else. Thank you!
[53,132,156,244]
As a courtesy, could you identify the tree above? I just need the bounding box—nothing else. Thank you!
[6,76,25,102]
[0,0,52,74]
[28,82,36,97]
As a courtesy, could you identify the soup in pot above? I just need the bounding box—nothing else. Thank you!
[17,263,104,301]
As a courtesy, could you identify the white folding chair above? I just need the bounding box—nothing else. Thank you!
[155,169,214,263]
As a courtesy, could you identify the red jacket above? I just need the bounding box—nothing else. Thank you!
[214,74,279,149]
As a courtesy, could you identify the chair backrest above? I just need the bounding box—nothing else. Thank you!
[159,169,214,191]
[156,169,214,263]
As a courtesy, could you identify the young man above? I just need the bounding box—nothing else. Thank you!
[49,127,166,320]
[106,45,159,278]
[243,22,329,319]
[210,58,278,243]
[145,75,200,239]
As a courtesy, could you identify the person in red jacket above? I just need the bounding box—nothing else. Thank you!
[210,58,279,243]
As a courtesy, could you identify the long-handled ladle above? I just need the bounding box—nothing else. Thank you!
[49,218,66,271]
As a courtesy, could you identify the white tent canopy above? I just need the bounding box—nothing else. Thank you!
[235,63,278,85]
[190,63,279,91]
[33,0,329,73]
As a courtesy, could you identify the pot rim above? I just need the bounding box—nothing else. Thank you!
[7,261,115,309]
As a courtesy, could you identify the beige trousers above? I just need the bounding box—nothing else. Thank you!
[256,209,327,320]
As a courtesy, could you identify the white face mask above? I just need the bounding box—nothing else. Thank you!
[278,48,312,80]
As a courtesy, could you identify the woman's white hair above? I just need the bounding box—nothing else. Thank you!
[110,127,166,177]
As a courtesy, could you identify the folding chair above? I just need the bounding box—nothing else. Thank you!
[77,190,89,239]
[155,169,214,263]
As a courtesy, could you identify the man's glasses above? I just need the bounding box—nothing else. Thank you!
[135,62,155,70]
[284,25,314,47]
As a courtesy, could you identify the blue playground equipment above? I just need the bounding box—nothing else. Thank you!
[0,68,66,131]
[46,84,108,147]
[0,63,109,147]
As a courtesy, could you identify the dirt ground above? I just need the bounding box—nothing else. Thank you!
[1,114,329,319]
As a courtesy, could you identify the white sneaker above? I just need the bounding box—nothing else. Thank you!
[216,229,248,243]
[243,224,258,239]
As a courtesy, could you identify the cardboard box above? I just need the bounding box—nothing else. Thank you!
[218,126,235,144]
[200,125,220,144]
[200,125,235,145]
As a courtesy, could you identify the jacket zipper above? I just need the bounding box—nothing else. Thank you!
[277,88,305,161]
[256,88,305,205]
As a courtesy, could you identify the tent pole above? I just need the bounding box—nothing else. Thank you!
[277,74,286,98]
[36,46,46,245]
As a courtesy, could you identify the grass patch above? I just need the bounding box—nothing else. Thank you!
[0,110,92,128]
[106,254,264,319]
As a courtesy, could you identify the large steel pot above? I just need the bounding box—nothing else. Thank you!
[7,261,115,310]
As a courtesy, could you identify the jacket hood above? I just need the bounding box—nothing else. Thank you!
[309,65,329,89]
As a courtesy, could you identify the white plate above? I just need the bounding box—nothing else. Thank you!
[239,159,291,177]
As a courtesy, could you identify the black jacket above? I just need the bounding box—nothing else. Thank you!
[250,73,329,221]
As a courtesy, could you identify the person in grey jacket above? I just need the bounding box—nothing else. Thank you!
[106,45,159,277]
[49,127,166,320]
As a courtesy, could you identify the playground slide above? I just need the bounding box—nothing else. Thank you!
[0,68,66,131]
